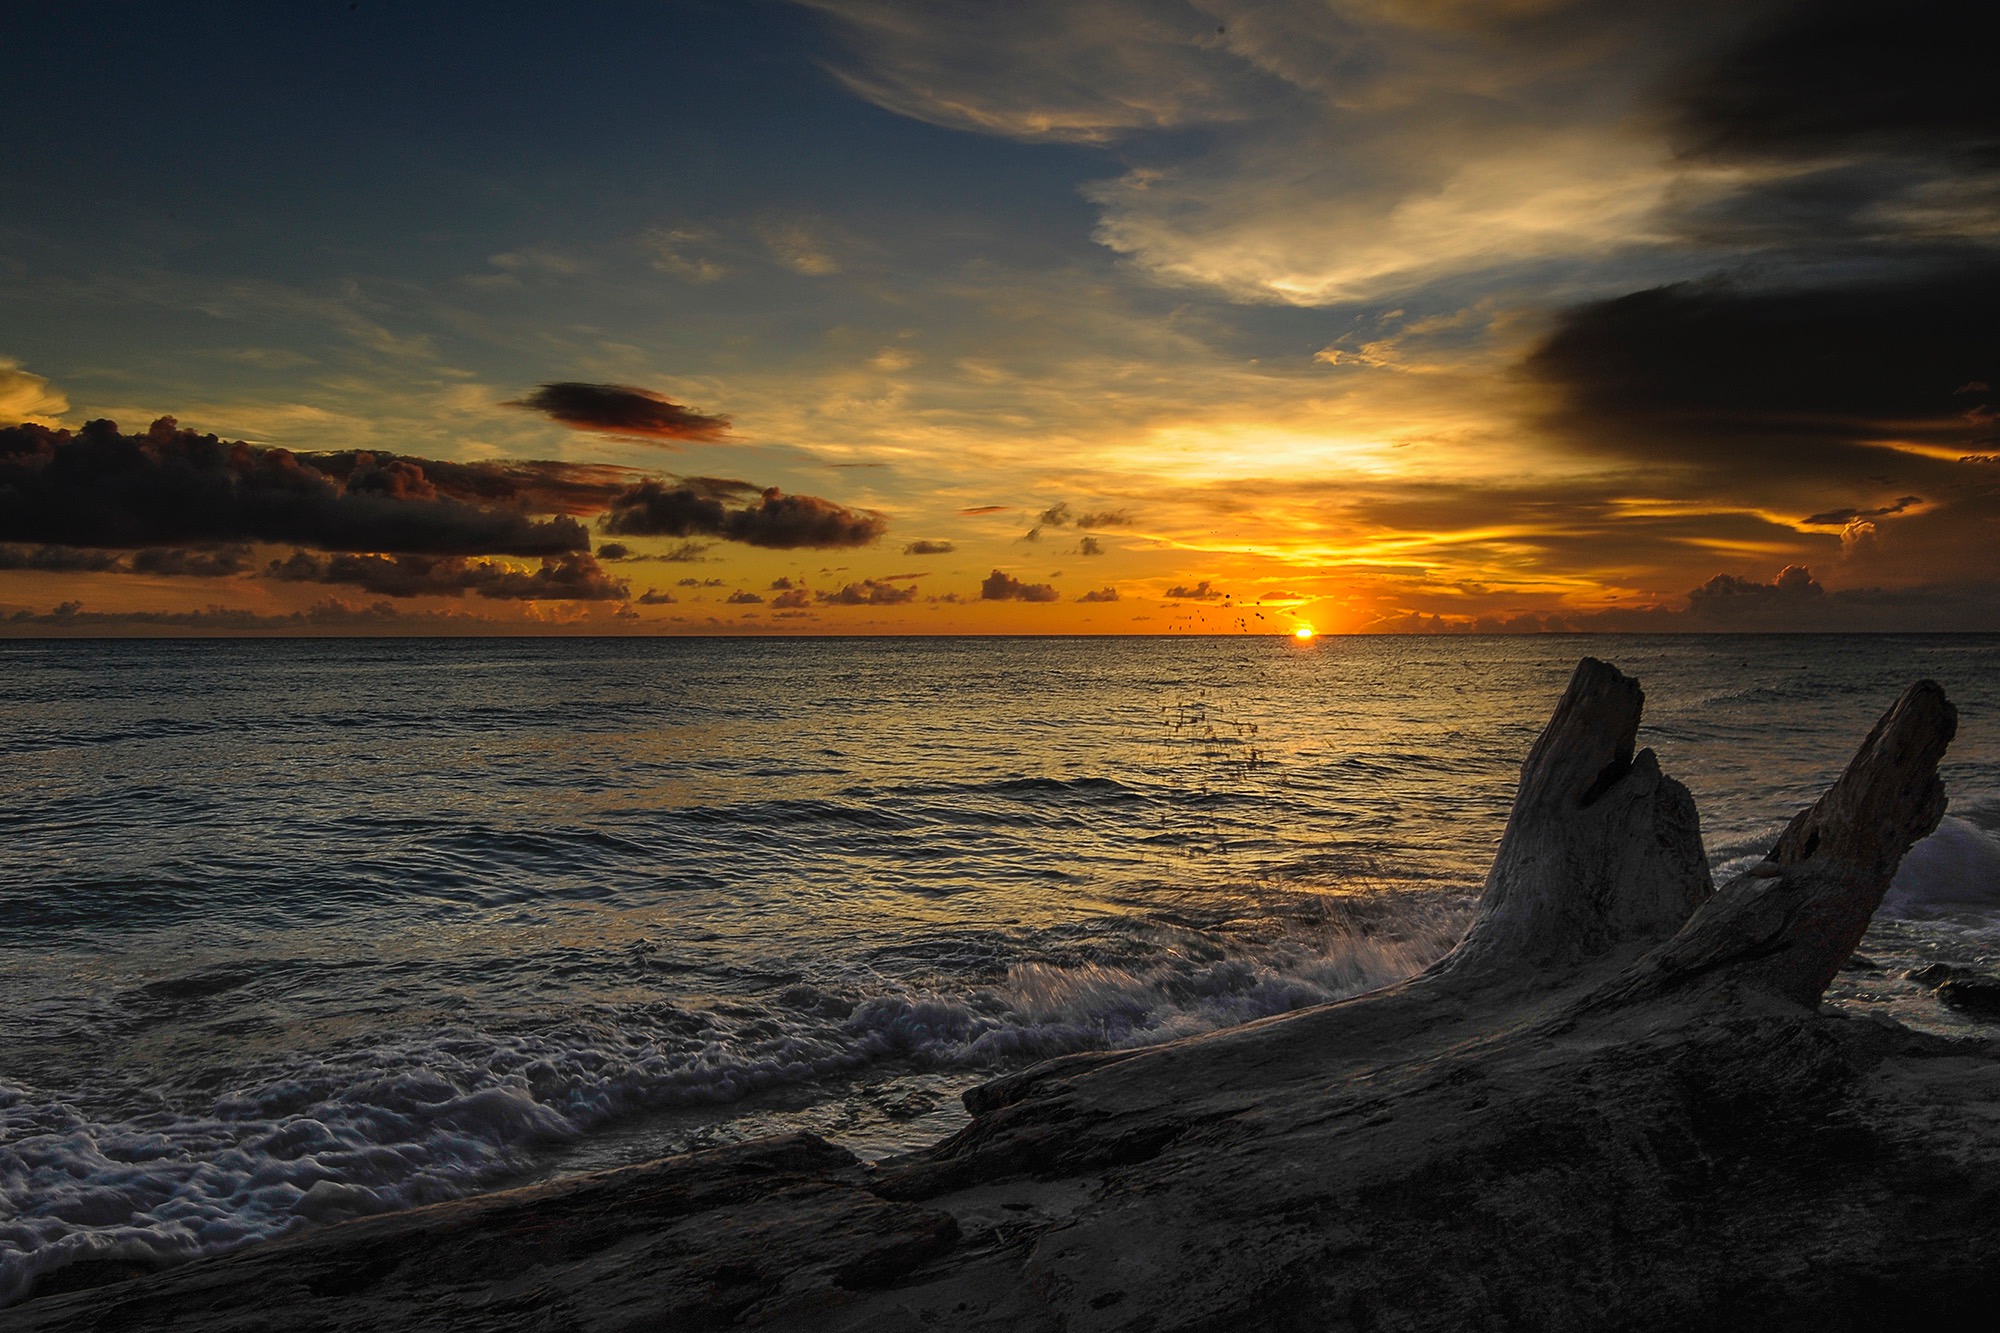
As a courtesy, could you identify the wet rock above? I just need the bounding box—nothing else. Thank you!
[1937,978,2000,1021]
[1908,962,1985,988]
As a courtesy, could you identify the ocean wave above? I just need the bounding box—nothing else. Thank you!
[1882,816,2000,917]
[0,907,1463,1306]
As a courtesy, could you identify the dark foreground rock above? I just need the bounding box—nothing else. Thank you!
[14,660,1997,1332]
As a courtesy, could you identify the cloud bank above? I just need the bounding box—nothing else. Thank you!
[1,419,589,556]
[601,479,887,549]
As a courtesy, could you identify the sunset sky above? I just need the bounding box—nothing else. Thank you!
[4,0,1995,634]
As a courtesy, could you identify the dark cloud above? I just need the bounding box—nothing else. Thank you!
[267,550,627,601]
[1684,563,1824,618]
[0,545,126,572]
[505,382,731,442]
[1077,586,1120,602]
[129,545,256,576]
[1076,536,1104,556]
[725,590,765,604]
[636,588,678,605]
[1528,271,2000,470]
[1165,580,1224,600]
[1373,564,2000,634]
[2,597,482,633]
[0,418,590,555]
[1801,496,1922,526]
[601,480,887,549]
[771,588,812,608]
[1654,1,2000,260]
[980,569,1058,602]
[0,542,254,576]
[1669,1,1998,163]
[596,539,714,563]
[1666,159,2000,253]
[903,539,955,555]
[302,451,637,515]
[958,505,1009,515]
[1029,503,1129,543]
[1558,0,2000,539]
[1074,510,1133,528]
[820,579,917,606]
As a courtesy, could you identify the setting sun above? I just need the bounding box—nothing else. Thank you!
[1294,626,1316,640]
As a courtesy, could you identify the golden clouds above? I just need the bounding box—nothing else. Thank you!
[0,360,66,427]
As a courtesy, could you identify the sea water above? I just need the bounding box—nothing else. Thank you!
[3,634,1998,1300]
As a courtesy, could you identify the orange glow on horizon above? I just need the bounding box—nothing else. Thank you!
[1293,626,1315,640]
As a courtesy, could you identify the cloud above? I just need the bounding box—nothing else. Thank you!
[758,217,843,276]
[1031,502,1130,542]
[771,588,813,608]
[725,590,765,604]
[2,597,485,633]
[980,569,1059,602]
[267,550,628,601]
[128,546,257,577]
[642,226,729,282]
[1077,586,1120,602]
[808,3,2000,311]
[595,539,714,563]
[1801,496,1923,527]
[903,539,955,554]
[958,505,1009,515]
[601,479,887,548]
[1165,580,1224,600]
[1074,509,1133,528]
[1527,269,2000,471]
[803,0,1249,144]
[1685,563,1824,618]
[505,382,732,442]
[0,359,67,425]
[0,545,126,572]
[810,0,1721,304]
[0,419,590,556]
[303,451,639,516]
[0,540,249,579]
[637,588,678,605]
[1372,563,2000,633]
[1076,536,1104,556]
[820,579,918,605]
[1667,0,1997,164]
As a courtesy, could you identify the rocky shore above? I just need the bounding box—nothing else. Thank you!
[13,659,1996,1331]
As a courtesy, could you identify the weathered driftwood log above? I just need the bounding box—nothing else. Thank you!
[14,660,1994,1332]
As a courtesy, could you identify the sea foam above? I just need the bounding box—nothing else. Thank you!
[1882,815,2000,916]
[0,905,1462,1305]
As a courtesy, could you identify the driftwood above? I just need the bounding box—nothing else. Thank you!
[13,658,1994,1332]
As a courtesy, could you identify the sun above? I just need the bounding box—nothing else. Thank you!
[1293,626,1315,640]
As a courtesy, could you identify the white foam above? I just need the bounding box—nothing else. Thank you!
[1883,816,2000,916]
[0,905,1467,1306]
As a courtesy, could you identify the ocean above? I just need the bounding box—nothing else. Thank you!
[3,634,1998,1302]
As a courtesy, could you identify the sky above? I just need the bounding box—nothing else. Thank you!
[3,0,1996,635]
